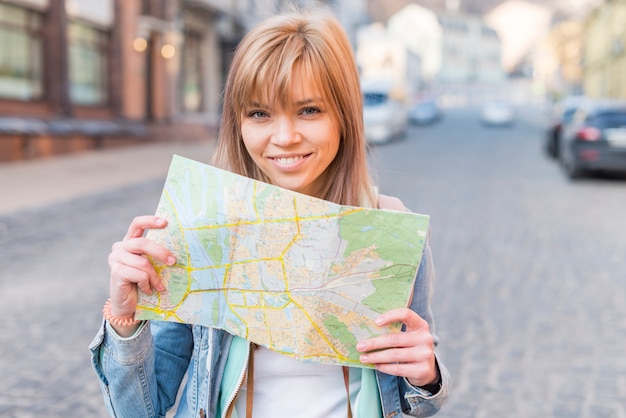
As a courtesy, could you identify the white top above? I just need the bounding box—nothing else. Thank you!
[234,346,362,417]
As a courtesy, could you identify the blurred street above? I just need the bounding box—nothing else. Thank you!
[373,104,626,418]
[2,102,626,418]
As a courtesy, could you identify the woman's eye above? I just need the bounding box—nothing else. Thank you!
[301,107,320,116]
[249,110,268,118]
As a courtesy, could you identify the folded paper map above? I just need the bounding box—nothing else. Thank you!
[136,155,430,367]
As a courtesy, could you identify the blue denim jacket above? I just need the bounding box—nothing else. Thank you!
[89,240,450,418]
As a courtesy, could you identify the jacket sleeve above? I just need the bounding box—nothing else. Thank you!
[396,236,451,417]
[89,319,193,418]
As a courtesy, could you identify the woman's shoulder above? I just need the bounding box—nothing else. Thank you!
[377,194,408,212]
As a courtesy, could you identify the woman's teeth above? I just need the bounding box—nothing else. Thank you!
[274,156,304,165]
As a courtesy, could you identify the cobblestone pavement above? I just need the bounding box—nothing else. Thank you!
[1,107,625,417]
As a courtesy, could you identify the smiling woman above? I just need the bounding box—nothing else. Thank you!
[239,68,340,197]
[90,6,449,418]
[212,9,371,207]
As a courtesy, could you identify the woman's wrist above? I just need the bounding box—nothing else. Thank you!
[417,376,441,395]
[103,298,141,337]
[408,363,441,394]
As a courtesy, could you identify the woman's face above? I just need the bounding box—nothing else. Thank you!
[240,71,340,197]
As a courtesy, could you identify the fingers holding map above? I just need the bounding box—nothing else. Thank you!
[136,155,430,367]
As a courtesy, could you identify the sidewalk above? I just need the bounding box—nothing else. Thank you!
[0,139,216,216]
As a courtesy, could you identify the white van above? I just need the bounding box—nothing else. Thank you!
[361,80,408,144]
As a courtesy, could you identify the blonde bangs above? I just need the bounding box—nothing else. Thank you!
[233,31,339,124]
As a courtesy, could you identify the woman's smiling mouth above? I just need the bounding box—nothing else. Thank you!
[270,154,310,168]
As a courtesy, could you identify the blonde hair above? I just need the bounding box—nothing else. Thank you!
[211,7,375,207]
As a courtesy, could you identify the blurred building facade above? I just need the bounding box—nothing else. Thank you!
[365,3,504,92]
[582,0,626,99]
[437,10,504,84]
[356,22,422,101]
[386,5,441,84]
[484,0,552,74]
[0,0,355,162]
[532,20,584,98]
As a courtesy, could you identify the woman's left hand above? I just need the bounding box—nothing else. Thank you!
[356,308,439,387]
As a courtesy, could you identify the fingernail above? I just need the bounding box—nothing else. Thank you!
[359,355,369,363]
[156,218,165,225]
[158,284,166,292]
[375,317,383,326]
[356,342,366,351]
[167,256,176,265]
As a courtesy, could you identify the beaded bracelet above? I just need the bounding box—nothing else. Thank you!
[103,298,140,327]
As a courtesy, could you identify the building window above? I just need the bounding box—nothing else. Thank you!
[68,21,109,105]
[0,3,43,100]
[182,30,203,112]
[142,0,167,18]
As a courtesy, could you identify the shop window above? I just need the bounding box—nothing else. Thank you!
[68,20,109,105]
[0,3,43,100]
[182,30,203,112]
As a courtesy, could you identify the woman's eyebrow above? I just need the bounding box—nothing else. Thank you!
[246,97,324,109]
[247,101,270,109]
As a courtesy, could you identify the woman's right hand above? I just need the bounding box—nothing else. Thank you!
[107,216,176,335]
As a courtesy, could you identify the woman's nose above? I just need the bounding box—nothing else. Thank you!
[272,116,300,145]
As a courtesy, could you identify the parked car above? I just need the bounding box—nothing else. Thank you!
[480,101,514,126]
[545,95,590,159]
[361,80,408,144]
[559,99,626,179]
[408,98,441,125]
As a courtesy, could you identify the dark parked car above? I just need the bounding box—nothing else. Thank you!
[545,96,589,159]
[559,100,626,179]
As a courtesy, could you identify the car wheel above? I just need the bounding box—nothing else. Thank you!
[552,136,560,159]
[561,149,583,180]
[546,132,559,159]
